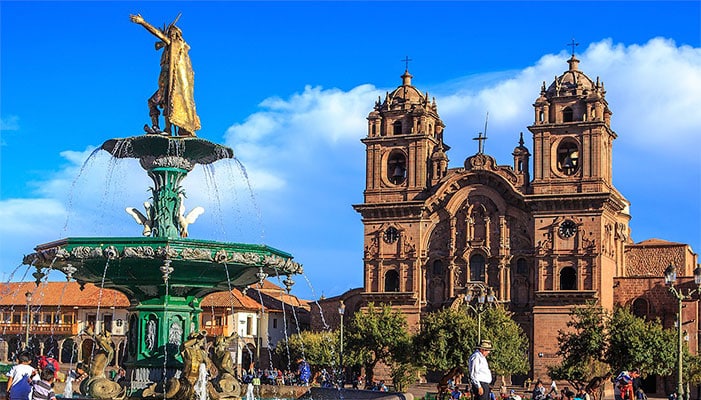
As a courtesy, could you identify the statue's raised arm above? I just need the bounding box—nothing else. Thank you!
[130,13,201,137]
[130,14,169,44]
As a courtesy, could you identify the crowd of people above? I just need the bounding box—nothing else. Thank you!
[5,353,62,400]
[3,351,129,400]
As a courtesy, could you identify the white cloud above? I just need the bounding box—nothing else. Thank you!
[224,84,382,191]
[0,116,19,131]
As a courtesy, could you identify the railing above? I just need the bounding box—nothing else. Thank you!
[0,323,76,335]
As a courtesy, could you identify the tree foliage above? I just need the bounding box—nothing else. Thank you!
[412,306,476,371]
[345,303,410,384]
[481,306,529,377]
[548,303,609,389]
[412,304,528,379]
[606,305,676,376]
[274,330,338,371]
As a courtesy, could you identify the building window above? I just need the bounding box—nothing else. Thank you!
[469,254,486,282]
[516,258,528,275]
[432,260,443,276]
[559,267,577,290]
[273,318,278,329]
[393,121,402,135]
[246,316,253,336]
[632,298,649,319]
[384,270,400,292]
[563,106,574,122]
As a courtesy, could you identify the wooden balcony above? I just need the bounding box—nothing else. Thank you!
[0,323,77,336]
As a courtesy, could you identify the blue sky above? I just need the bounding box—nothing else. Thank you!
[1,1,700,301]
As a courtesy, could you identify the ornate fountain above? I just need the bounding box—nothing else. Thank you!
[21,13,302,400]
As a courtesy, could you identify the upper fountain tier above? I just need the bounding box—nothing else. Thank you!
[101,135,234,171]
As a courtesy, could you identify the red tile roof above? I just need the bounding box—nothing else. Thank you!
[0,282,129,307]
[201,288,261,310]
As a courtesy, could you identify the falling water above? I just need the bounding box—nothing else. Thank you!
[194,362,208,400]
[245,382,255,400]
[272,270,294,373]
[94,260,111,334]
[201,164,228,239]
[50,279,70,338]
[232,158,265,243]
[63,374,74,398]
[302,274,330,331]
[62,146,104,234]
[255,288,275,372]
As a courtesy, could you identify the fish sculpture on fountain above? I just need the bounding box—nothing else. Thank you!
[22,13,302,400]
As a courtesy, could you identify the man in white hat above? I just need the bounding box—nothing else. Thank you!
[469,340,494,400]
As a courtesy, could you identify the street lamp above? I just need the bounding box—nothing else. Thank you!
[338,300,346,387]
[25,291,32,350]
[464,283,497,344]
[664,263,701,400]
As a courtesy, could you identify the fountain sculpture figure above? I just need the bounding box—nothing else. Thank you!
[22,13,302,400]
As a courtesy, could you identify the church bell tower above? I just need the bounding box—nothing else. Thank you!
[526,53,631,377]
[354,68,448,326]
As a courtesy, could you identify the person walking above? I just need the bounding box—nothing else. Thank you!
[469,340,494,400]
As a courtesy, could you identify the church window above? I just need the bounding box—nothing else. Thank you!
[516,258,528,275]
[539,110,544,122]
[632,298,649,319]
[556,140,579,176]
[384,270,400,292]
[562,106,574,122]
[517,160,523,172]
[559,267,576,290]
[469,254,486,282]
[371,124,376,136]
[432,260,443,276]
[387,151,407,185]
[393,120,402,135]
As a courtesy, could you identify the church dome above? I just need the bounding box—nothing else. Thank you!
[545,56,597,97]
[386,70,429,110]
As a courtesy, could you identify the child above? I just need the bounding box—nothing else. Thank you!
[6,352,36,400]
[31,368,56,400]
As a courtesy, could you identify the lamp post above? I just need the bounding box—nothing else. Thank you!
[338,300,346,387]
[664,263,701,400]
[464,283,497,344]
[25,291,32,350]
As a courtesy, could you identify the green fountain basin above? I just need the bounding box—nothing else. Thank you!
[24,236,302,301]
[101,135,234,165]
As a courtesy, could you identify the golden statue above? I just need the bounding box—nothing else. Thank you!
[130,13,200,136]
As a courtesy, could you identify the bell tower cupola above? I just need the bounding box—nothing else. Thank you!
[362,68,447,203]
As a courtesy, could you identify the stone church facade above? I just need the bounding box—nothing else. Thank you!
[341,55,700,381]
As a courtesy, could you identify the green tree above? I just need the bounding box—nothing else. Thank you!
[274,330,338,371]
[412,306,476,371]
[345,303,410,385]
[412,304,528,384]
[548,303,609,390]
[481,306,529,382]
[606,305,676,376]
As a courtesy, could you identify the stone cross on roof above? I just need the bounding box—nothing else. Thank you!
[567,38,579,57]
[401,56,413,71]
